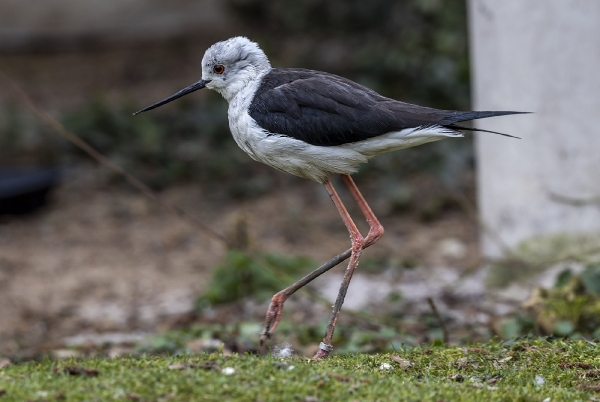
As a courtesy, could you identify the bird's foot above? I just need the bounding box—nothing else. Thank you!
[260,295,285,345]
[312,342,333,359]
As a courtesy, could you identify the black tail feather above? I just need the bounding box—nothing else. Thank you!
[442,110,531,125]
[440,110,529,139]
[445,124,521,139]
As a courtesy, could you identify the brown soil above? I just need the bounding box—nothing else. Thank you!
[0,165,480,355]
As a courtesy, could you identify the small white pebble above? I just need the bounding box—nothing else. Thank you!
[287,365,295,371]
[535,375,545,386]
[273,342,294,359]
[379,363,392,370]
[222,367,235,375]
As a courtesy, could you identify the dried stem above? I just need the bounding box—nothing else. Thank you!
[427,297,449,344]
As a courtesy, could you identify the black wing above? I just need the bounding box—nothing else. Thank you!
[248,68,525,146]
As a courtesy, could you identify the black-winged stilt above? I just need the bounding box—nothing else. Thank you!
[135,36,524,358]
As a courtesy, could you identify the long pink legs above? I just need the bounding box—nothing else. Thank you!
[260,175,384,358]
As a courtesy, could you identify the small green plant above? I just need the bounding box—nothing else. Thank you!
[522,263,600,337]
[487,232,600,288]
[197,250,314,307]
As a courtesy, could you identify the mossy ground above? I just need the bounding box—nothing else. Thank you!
[1,339,599,401]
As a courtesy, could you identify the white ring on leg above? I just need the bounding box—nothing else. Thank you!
[319,342,334,352]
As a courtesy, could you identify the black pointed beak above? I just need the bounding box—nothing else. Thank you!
[133,79,211,115]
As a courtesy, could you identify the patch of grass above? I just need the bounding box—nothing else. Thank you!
[1,339,599,401]
[137,322,265,356]
[138,320,419,357]
[523,265,600,337]
[197,251,315,306]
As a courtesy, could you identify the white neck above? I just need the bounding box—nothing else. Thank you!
[216,67,271,103]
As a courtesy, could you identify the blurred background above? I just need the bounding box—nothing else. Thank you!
[0,0,599,358]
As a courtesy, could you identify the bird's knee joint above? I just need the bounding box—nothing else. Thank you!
[271,293,285,304]
[368,225,384,238]
[351,237,365,252]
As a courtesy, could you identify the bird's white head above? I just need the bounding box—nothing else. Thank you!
[133,37,271,115]
[201,37,271,101]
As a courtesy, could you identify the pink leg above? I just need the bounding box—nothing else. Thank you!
[260,175,385,353]
[314,176,385,358]
[260,247,351,344]
[341,174,385,248]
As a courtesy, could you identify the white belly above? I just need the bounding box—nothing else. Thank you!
[228,110,367,182]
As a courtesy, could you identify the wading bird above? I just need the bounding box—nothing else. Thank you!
[135,36,524,358]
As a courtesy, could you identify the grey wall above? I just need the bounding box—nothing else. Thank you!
[469,0,600,257]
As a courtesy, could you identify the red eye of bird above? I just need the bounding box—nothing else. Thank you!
[213,64,225,74]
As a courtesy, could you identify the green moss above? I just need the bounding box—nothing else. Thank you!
[524,272,600,336]
[488,232,600,288]
[1,339,599,401]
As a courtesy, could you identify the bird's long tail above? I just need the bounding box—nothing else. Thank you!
[441,111,530,139]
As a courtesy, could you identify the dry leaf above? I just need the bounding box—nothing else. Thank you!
[467,348,488,355]
[455,357,469,370]
[126,392,141,401]
[585,369,600,379]
[0,359,10,369]
[201,362,221,371]
[389,355,411,368]
[328,372,351,382]
[558,362,592,370]
[167,363,187,370]
[54,366,99,377]
[449,374,464,382]
[579,384,600,392]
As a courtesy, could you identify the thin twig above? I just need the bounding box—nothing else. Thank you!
[427,297,449,344]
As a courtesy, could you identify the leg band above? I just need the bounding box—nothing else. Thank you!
[319,342,334,352]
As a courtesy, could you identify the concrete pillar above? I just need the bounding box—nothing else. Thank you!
[469,0,600,257]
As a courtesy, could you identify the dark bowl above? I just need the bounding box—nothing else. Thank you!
[0,167,62,216]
